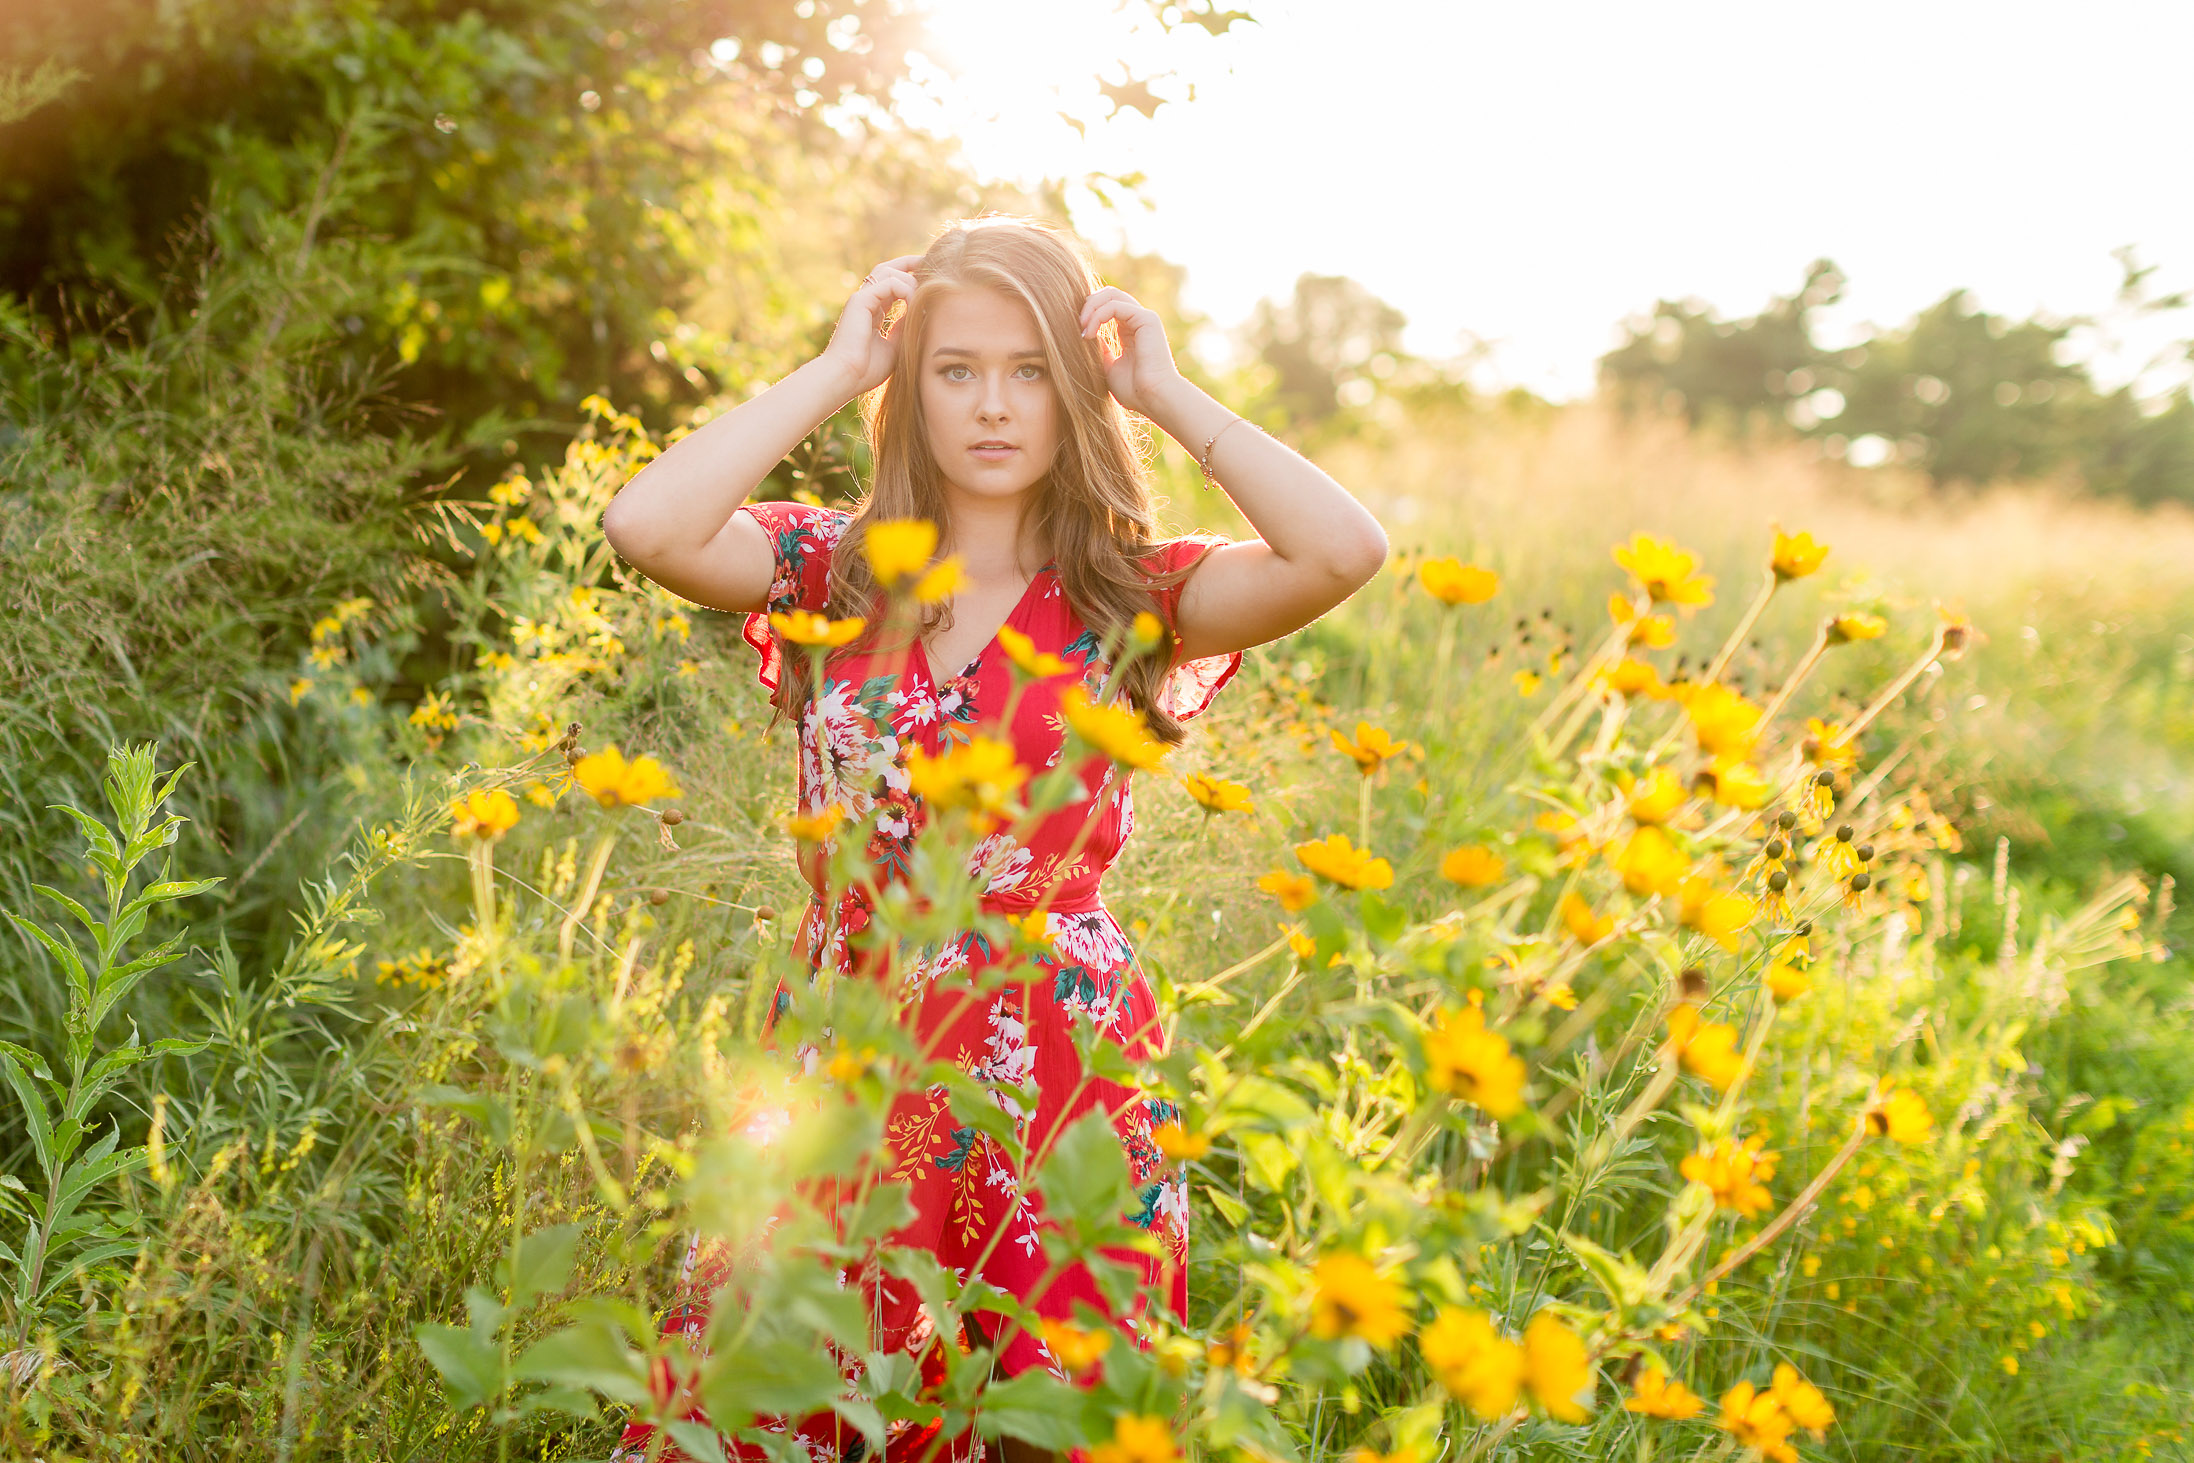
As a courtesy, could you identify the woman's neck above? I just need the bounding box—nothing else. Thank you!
[939,479,1050,577]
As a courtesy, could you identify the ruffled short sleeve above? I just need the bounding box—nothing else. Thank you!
[1141,533,1242,724]
[736,500,853,693]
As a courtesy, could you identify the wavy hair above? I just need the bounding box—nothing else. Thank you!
[772,214,1201,743]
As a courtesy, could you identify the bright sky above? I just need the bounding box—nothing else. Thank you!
[900,0,2194,400]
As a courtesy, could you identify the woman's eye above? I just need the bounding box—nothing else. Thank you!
[942,365,972,381]
[1014,364,1046,379]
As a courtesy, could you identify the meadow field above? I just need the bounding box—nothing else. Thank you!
[4,380,2190,1461]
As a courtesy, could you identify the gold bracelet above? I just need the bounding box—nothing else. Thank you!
[1197,416,1251,488]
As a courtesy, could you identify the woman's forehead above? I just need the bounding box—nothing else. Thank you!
[924,287,1043,355]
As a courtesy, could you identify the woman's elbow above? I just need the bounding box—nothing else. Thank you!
[1331,517,1389,591]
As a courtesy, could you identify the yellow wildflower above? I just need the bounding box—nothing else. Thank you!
[1626,1366,1707,1420]
[1417,556,1501,606]
[782,804,847,842]
[1614,532,1715,607]
[1089,1413,1176,1463]
[1513,669,1543,697]
[770,610,866,647]
[1802,717,1860,768]
[506,517,542,545]
[1625,768,1687,825]
[1864,1081,1934,1145]
[1828,612,1888,644]
[1151,1124,1212,1161]
[1667,1005,1747,1091]
[1419,1308,1524,1420]
[1182,772,1254,814]
[905,736,1027,819]
[1331,721,1415,775]
[288,678,314,705]
[1766,962,1811,1002]
[863,518,939,586]
[408,691,459,730]
[1682,1136,1779,1217]
[912,556,969,603]
[1716,1380,1798,1463]
[1600,656,1671,700]
[1616,825,1686,897]
[998,625,1074,679]
[1061,687,1168,771]
[1771,528,1831,581]
[1768,1363,1834,1436]
[1522,1312,1594,1423]
[310,614,344,643]
[1559,892,1615,946]
[1679,877,1756,951]
[1284,925,1317,961]
[1258,868,1319,912]
[1295,833,1395,892]
[573,746,683,808]
[1440,845,1506,887]
[1131,611,1166,647]
[1308,1253,1410,1348]
[1685,683,1762,761]
[1040,1318,1114,1374]
[1423,1005,1527,1118]
[1697,758,1771,811]
[449,788,520,841]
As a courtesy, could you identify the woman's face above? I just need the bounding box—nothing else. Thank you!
[916,287,1061,509]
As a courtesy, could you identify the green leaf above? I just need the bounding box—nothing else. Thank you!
[515,1384,599,1419]
[417,1323,504,1411]
[417,1084,512,1146]
[513,1323,649,1406]
[943,1077,1022,1147]
[1033,1112,1132,1232]
[4,912,89,1003]
[1359,890,1408,944]
[29,884,104,949]
[502,1223,580,1312]
[972,1369,1098,1450]
[1205,1186,1249,1226]
[119,878,221,922]
[665,1422,731,1463]
[840,1181,918,1244]
[699,1337,846,1423]
[1561,1231,1653,1313]
[89,933,185,1028]
[778,1099,883,1182]
[36,1238,141,1303]
[0,1043,50,1082]
[45,804,121,877]
[0,1056,55,1174]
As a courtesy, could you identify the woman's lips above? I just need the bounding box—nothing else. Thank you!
[969,445,1018,461]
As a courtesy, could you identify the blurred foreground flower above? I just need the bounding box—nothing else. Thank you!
[1090,1414,1176,1463]
[1061,687,1168,771]
[770,609,866,646]
[1417,556,1500,606]
[1309,1253,1409,1347]
[1295,834,1394,891]
[1864,1081,1934,1145]
[1523,1312,1595,1423]
[1181,772,1254,814]
[1771,528,1831,580]
[573,746,682,808]
[906,736,1026,819]
[1424,1004,1526,1117]
[1420,1307,1523,1419]
[1627,1366,1707,1420]
[1682,1136,1778,1216]
[1439,845,1505,887]
[1615,532,1715,607]
[864,518,938,586]
[449,788,520,841]
[1330,721,1414,775]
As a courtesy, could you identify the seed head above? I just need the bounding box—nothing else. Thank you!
[1850,872,1872,892]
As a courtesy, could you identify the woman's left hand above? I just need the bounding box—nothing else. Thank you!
[1080,286,1186,417]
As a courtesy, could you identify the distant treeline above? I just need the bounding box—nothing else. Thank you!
[1598,258,2194,503]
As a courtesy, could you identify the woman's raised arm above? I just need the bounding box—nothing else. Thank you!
[1077,287,1390,663]
[602,255,924,612]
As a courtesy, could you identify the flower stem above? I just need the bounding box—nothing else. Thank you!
[1674,1117,1869,1307]
[559,826,618,961]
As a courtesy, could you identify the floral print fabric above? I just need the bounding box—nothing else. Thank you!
[614,500,1241,1463]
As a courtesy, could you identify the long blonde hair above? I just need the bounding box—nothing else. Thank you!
[777,214,1199,743]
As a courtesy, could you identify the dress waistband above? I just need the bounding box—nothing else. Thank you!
[802,886,1111,918]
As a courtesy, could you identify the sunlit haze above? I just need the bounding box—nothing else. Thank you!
[903,0,2194,400]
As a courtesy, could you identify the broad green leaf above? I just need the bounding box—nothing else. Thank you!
[971,1369,1098,1450]
[513,1323,649,1406]
[120,878,221,921]
[0,1056,55,1174]
[0,1043,50,1082]
[1034,1111,1133,1233]
[503,1223,581,1312]
[515,1384,599,1419]
[36,1239,141,1303]
[665,1422,731,1463]
[28,884,103,948]
[4,913,89,1002]
[778,1099,883,1182]
[417,1323,503,1411]
[699,1337,845,1423]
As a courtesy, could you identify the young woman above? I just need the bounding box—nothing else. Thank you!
[601,215,1387,1462]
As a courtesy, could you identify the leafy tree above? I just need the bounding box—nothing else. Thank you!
[1244,272,1408,426]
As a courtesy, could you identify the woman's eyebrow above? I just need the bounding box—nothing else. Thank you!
[929,345,1047,360]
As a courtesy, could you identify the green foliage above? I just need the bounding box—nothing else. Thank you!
[1600,253,2194,501]
[0,744,214,1352]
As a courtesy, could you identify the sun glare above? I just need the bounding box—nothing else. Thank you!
[902,0,1204,186]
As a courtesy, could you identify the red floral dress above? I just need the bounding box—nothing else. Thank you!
[612,500,1241,1463]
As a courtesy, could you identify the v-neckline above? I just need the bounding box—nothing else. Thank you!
[912,560,1055,685]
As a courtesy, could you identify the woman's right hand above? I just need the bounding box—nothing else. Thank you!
[820,254,926,396]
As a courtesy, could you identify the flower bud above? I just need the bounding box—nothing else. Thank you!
[1767,870,1789,892]
[1777,811,1797,830]
[1849,872,1872,892]
[1764,838,1787,860]
[1856,843,1875,862]
[1836,824,1854,842]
